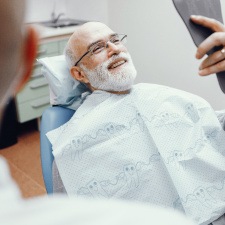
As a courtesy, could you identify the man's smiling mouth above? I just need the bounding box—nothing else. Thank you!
[108,59,127,69]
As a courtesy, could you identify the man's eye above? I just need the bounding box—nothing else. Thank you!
[92,45,104,54]
[111,38,120,44]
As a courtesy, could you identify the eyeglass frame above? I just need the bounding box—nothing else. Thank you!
[74,34,127,66]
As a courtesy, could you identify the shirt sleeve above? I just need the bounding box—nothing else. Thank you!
[0,156,21,210]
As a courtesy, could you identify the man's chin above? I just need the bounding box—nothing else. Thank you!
[98,81,134,92]
[106,72,136,92]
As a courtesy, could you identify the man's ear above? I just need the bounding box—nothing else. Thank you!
[16,26,38,92]
[70,66,89,84]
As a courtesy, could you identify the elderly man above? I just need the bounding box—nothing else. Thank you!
[0,1,198,225]
[47,19,225,225]
[65,22,136,94]
[64,16,225,92]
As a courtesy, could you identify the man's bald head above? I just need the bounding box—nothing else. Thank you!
[64,22,114,68]
[0,0,25,105]
[0,0,38,121]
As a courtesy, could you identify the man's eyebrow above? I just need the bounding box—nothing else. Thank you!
[87,33,118,50]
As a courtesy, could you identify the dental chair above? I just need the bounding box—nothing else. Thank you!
[40,106,75,194]
[39,55,89,194]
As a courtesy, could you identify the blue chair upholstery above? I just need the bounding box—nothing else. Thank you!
[40,106,75,194]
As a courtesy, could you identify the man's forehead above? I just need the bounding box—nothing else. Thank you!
[82,22,113,34]
[79,22,114,43]
[69,22,115,54]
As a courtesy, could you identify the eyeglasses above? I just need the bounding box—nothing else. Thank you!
[74,34,127,66]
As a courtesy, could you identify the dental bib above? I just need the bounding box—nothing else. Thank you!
[47,83,225,225]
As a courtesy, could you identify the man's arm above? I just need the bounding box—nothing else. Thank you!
[0,156,22,209]
[191,15,225,76]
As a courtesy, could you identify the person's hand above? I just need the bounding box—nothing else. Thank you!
[190,15,225,76]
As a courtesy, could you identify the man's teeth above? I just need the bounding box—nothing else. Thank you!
[111,60,125,69]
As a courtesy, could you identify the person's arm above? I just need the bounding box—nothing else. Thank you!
[190,15,225,76]
[0,156,22,210]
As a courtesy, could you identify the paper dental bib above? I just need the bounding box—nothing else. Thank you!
[47,83,225,225]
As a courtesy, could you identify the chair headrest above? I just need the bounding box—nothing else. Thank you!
[38,55,90,109]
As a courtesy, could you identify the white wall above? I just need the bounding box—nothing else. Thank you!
[108,0,225,110]
[25,0,108,24]
[66,0,108,24]
[25,0,64,23]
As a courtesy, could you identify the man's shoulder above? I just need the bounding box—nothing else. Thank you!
[133,83,164,91]
[132,83,210,106]
[133,83,161,88]
[132,83,169,95]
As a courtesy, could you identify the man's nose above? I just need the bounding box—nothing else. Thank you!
[106,41,121,56]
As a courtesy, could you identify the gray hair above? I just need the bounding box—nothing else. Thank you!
[64,41,78,69]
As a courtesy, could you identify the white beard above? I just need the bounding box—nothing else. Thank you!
[80,52,137,92]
